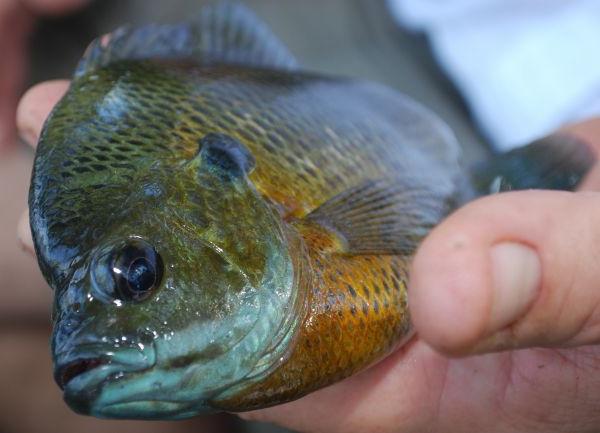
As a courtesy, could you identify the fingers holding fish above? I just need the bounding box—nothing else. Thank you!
[16,79,68,255]
[16,79,69,147]
[19,1,600,427]
[17,209,34,255]
[410,189,600,355]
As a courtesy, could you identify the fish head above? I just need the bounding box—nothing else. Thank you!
[32,83,303,418]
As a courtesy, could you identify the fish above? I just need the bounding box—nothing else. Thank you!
[28,2,593,420]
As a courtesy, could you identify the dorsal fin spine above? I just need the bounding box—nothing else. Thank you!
[75,2,298,78]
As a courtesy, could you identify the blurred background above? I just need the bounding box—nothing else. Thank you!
[1,0,598,432]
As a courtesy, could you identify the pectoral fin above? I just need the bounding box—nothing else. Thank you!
[305,178,453,255]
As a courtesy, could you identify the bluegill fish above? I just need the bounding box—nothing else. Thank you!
[29,3,592,420]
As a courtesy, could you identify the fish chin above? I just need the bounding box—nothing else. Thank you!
[64,366,213,419]
[92,400,213,420]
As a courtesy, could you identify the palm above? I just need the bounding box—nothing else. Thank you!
[245,338,600,433]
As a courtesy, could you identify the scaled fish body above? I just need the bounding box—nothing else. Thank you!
[29,4,592,419]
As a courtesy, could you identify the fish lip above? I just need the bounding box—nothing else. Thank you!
[55,357,109,390]
[53,340,157,415]
[54,342,156,383]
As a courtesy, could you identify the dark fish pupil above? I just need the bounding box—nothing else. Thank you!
[112,240,163,302]
[126,257,156,294]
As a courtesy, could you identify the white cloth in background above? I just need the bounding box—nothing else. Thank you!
[387,0,600,150]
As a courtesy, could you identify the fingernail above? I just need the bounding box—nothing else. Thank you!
[17,209,35,256]
[488,242,541,333]
[18,128,37,147]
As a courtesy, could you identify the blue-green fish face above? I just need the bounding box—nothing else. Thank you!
[35,88,303,418]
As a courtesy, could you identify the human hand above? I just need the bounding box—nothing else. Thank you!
[17,80,600,433]
[0,0,87,151]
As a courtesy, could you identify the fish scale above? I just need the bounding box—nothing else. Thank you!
[216,222,411,409]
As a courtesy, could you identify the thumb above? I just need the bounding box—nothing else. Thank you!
[410,190,600,355]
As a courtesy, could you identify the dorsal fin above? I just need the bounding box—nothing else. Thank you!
[75,2,298,78]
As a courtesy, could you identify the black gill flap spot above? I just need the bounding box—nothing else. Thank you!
[199,133,256,178]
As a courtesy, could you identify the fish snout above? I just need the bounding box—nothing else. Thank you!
[53,332,157,409]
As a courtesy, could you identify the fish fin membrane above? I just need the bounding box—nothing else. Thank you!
[75,2,298,78]
[471,134,595,195]
[306,179,454,255]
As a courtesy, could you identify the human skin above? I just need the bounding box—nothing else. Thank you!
[0,0,89,321]
[0,0,87,151]
[16,81,600,433]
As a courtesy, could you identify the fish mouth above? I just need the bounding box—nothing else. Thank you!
[53,342,157,415]
[56,357,109,390]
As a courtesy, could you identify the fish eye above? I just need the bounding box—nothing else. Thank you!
[111,239,163,302]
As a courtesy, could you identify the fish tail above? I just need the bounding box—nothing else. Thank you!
[470,134,596,195]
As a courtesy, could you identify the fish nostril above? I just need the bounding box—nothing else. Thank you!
[138,329,156,346]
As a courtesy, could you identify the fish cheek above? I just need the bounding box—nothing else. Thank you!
[184,173,270,289]
[159,242,251,327]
